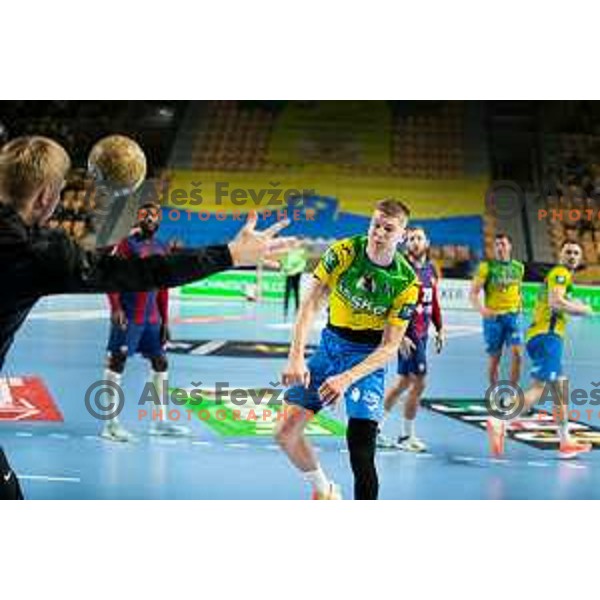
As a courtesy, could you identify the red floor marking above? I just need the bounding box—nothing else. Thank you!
[0,376,63,422]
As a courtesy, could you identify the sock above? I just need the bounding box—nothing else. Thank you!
[379,409,390,431]
[403,418,415,439]
[104,369,122,424]
[304,467,329,495]
[558,417,570,443]
[152,370,169,422]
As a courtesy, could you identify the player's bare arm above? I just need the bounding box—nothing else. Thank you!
[282,277,330,387]
[469,278,496,318]
[549,287,594,316]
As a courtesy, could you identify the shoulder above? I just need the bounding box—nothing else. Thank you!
[324,236,357,261]
[394,253,418,288]
[548,265,571,285]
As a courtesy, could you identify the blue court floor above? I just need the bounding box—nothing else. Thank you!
[1,293,599,499]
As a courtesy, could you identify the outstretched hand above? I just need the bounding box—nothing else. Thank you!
[227,212,298,269]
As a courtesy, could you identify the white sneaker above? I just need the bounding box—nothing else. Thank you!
[101,421,135,443]
[312,482,342,500]
[398,435,427,453]
[149,421,191,437]
[376,433,397,449]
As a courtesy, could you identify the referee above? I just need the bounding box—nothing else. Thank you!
[0,136,295,499]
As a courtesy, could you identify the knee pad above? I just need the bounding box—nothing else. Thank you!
[107,351,127,374]
[150,355,168,372]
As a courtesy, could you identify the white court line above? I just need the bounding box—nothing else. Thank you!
[527,461,550,467]
[15,432,33,437]
[226,443,250,449]
[18,474,81,483]
[48,433,70,440]
[192,441,213,446]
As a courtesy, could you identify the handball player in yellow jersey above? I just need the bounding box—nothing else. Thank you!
[487,241,595,459]
[470,233,525,389]
[276,199,419,500]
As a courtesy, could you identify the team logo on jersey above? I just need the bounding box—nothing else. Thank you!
[357,274,376,294]
[321,248,339,274]
[397,304,416,321]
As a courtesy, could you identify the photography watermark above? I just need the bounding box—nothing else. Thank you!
[83,178,319,217]
[485,379,600,422]
[83,379,319,423]
[484,179,600,221]
[84,380,126,421]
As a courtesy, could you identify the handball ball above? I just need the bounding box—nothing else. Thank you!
[88,135,147,196]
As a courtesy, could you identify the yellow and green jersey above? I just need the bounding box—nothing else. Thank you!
[473,259,524,314]
[314,235,419,342]
[526,265,574,341]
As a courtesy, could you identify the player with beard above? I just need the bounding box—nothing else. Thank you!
[378,227,445,452]
[101,202,188,441]
[487,241,595,458]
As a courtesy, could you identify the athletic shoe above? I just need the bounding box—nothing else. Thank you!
[486,417,506,457]
[558,439,592,459]
[376,433,397,449]
[149,421,191,437]
[101,421,135,443]
[311,482,342,500]
[398,436,427,453]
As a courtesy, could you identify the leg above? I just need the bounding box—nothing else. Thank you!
[148,353,189,436]
[100,350,133,442]
[404,375,426,421]
[383,375,411,413]
[483,317,503,387]
[275,405,318,472]
[276,333,338,498]
[346,418,379,500]
[507,313,524,386]
[398,374,428,452]
[379,345,414,442]
[488,353,501,387]
[510,346,522,387]
[275,404,337,498]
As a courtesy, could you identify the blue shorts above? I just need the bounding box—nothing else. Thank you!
[107,323,164,358]
[483,312,523,356]
[526,333,563,382]
[397,336,428,376]
[285,328,384,422]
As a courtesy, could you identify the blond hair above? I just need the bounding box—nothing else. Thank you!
[375,197,411,221]
[0,136,71,210]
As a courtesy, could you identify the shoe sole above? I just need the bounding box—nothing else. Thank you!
[558,446,592,460]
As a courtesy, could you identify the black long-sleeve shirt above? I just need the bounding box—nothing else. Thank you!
[0,203,233,369]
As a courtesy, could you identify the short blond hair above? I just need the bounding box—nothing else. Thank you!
[375,197,411,221]
[0,136,71,210]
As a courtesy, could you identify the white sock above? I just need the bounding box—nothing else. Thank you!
[104,368,122,425]
[304,467,329,495]
[152,370,169,422]
[558,418,570,443]
[403,418,415,439]
[379,409,391,431]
